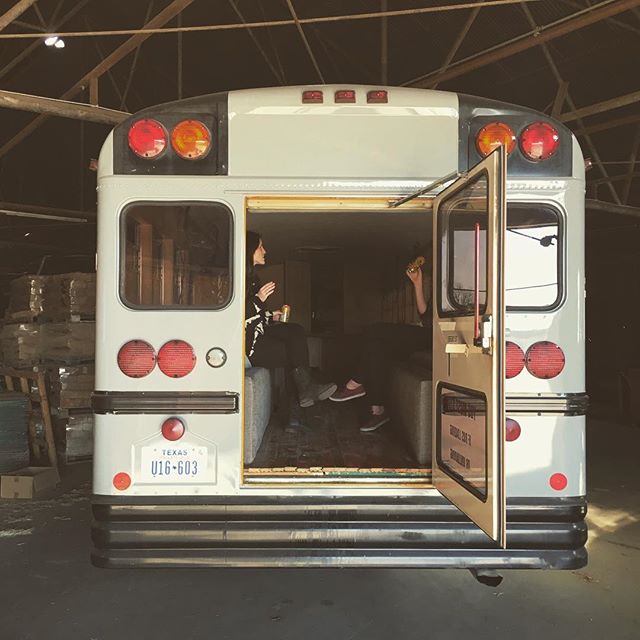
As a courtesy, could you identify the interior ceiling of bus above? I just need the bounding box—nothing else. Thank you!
[248,210,432,263]
[0,0,639,281]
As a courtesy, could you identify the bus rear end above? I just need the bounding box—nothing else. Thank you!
[92,86,586,573]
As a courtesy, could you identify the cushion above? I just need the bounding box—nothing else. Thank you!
[243,367,271,464]
[389,362,432,466]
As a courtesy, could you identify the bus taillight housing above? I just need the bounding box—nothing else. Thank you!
[128,119,167,159]
[171,119,212,160]
[157,340,196,378]
[520,122,560,161]
[506,341,525,379]
[525,341,565,379]
[117,340,156,378]
[476,122,516,157]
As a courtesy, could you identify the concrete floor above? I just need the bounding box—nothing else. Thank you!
[1,416,638,640]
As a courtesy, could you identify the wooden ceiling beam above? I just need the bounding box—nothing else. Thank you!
[0,0,38,32]
[0,89,129,124]
[0,0,194,159]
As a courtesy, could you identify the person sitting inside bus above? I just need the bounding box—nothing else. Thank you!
[245,231,337,408]
[330,257,432,432]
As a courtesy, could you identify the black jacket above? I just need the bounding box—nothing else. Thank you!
[245,274,273,360]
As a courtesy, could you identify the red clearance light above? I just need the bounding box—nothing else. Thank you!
[302,90,323,104]
[117,340,156,378]
[161,417,185,441]
[505,418,521,442]
[525,341,565,379]
[506,341,525,379]
[171,119,211,160]
[157,340,196,378]
[335,89,356,103]
[550,473,568,491]
[367,89,388,104]
[128,119,167,159]
[476,122,516,157]
[520,122,560,161]
[113,472,131,491]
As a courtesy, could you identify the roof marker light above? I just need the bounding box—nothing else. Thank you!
[302,90,323,104]
[367,89,388,104]
[335,89,356,103]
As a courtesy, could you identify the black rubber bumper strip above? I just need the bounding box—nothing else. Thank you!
[91,391,239,414]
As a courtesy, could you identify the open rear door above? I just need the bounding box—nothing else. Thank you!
[432,147,506,547]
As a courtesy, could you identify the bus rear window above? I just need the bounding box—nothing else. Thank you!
[444,203,561,313]
[120,202,232,309]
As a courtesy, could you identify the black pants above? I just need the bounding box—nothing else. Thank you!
[249,322,309,370]
[354,323,430,406]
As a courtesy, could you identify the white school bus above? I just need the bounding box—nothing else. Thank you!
[91,85,586,575]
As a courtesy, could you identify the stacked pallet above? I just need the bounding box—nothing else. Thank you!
[0,392,30,473]
[1,273,96,464]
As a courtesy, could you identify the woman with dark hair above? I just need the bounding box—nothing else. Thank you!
[245,231,336,408]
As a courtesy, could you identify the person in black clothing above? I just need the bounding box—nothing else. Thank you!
[245,231,336,408]
[330,258,432,432]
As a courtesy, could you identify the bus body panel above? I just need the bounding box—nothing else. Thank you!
[227,86,459,179]
[92,87,587,569]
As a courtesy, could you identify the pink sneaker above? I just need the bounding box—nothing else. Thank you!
[329,383,366,402]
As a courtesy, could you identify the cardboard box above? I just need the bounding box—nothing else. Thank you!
[0,466,60,499]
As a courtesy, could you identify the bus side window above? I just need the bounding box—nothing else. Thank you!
[121,202,232,309]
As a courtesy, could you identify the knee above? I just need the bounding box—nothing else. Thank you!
[286,322,306,338]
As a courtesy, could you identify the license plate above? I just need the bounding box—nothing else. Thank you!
[140,444,209,483]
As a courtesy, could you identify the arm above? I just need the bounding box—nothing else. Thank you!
[406,266,428,316]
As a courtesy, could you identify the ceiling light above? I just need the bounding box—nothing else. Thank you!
[54,39,65,49]
[44,36,58,46]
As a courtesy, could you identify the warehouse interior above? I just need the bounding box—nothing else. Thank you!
[0,1,639,637]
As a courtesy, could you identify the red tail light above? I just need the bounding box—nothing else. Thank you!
[550,473,568,491]
[505,418,521,442]
[302,90,323,104]
[162,417,185,441]
[113,472,131,491]
[506,341,525,379]
[476,122,516,157]
[128,119,167,159]
[157,340,196,378]
[367,89,388,104]
[171,119,211,160]
[335,89,356,103]
[520,122,559,161]
[525,341,565,379]
[117,340,156,378]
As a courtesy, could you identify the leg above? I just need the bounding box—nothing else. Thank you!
[356,323,428,406]
[263,322,309,368]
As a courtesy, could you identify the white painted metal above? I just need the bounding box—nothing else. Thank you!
[94,86,586,503]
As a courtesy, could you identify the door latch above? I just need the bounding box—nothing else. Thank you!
[474,315,492,351]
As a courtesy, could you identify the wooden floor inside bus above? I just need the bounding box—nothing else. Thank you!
[246,399,429,478]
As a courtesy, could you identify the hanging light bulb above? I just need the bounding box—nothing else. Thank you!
[44,35,58,47]
[54,39,65,49]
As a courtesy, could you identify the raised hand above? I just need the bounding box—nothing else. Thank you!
[257,281,276,302]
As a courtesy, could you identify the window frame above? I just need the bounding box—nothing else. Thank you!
[435,382,489,503]
[118,199,234,311]
[438,197,565,316]
[437,169,490,319]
